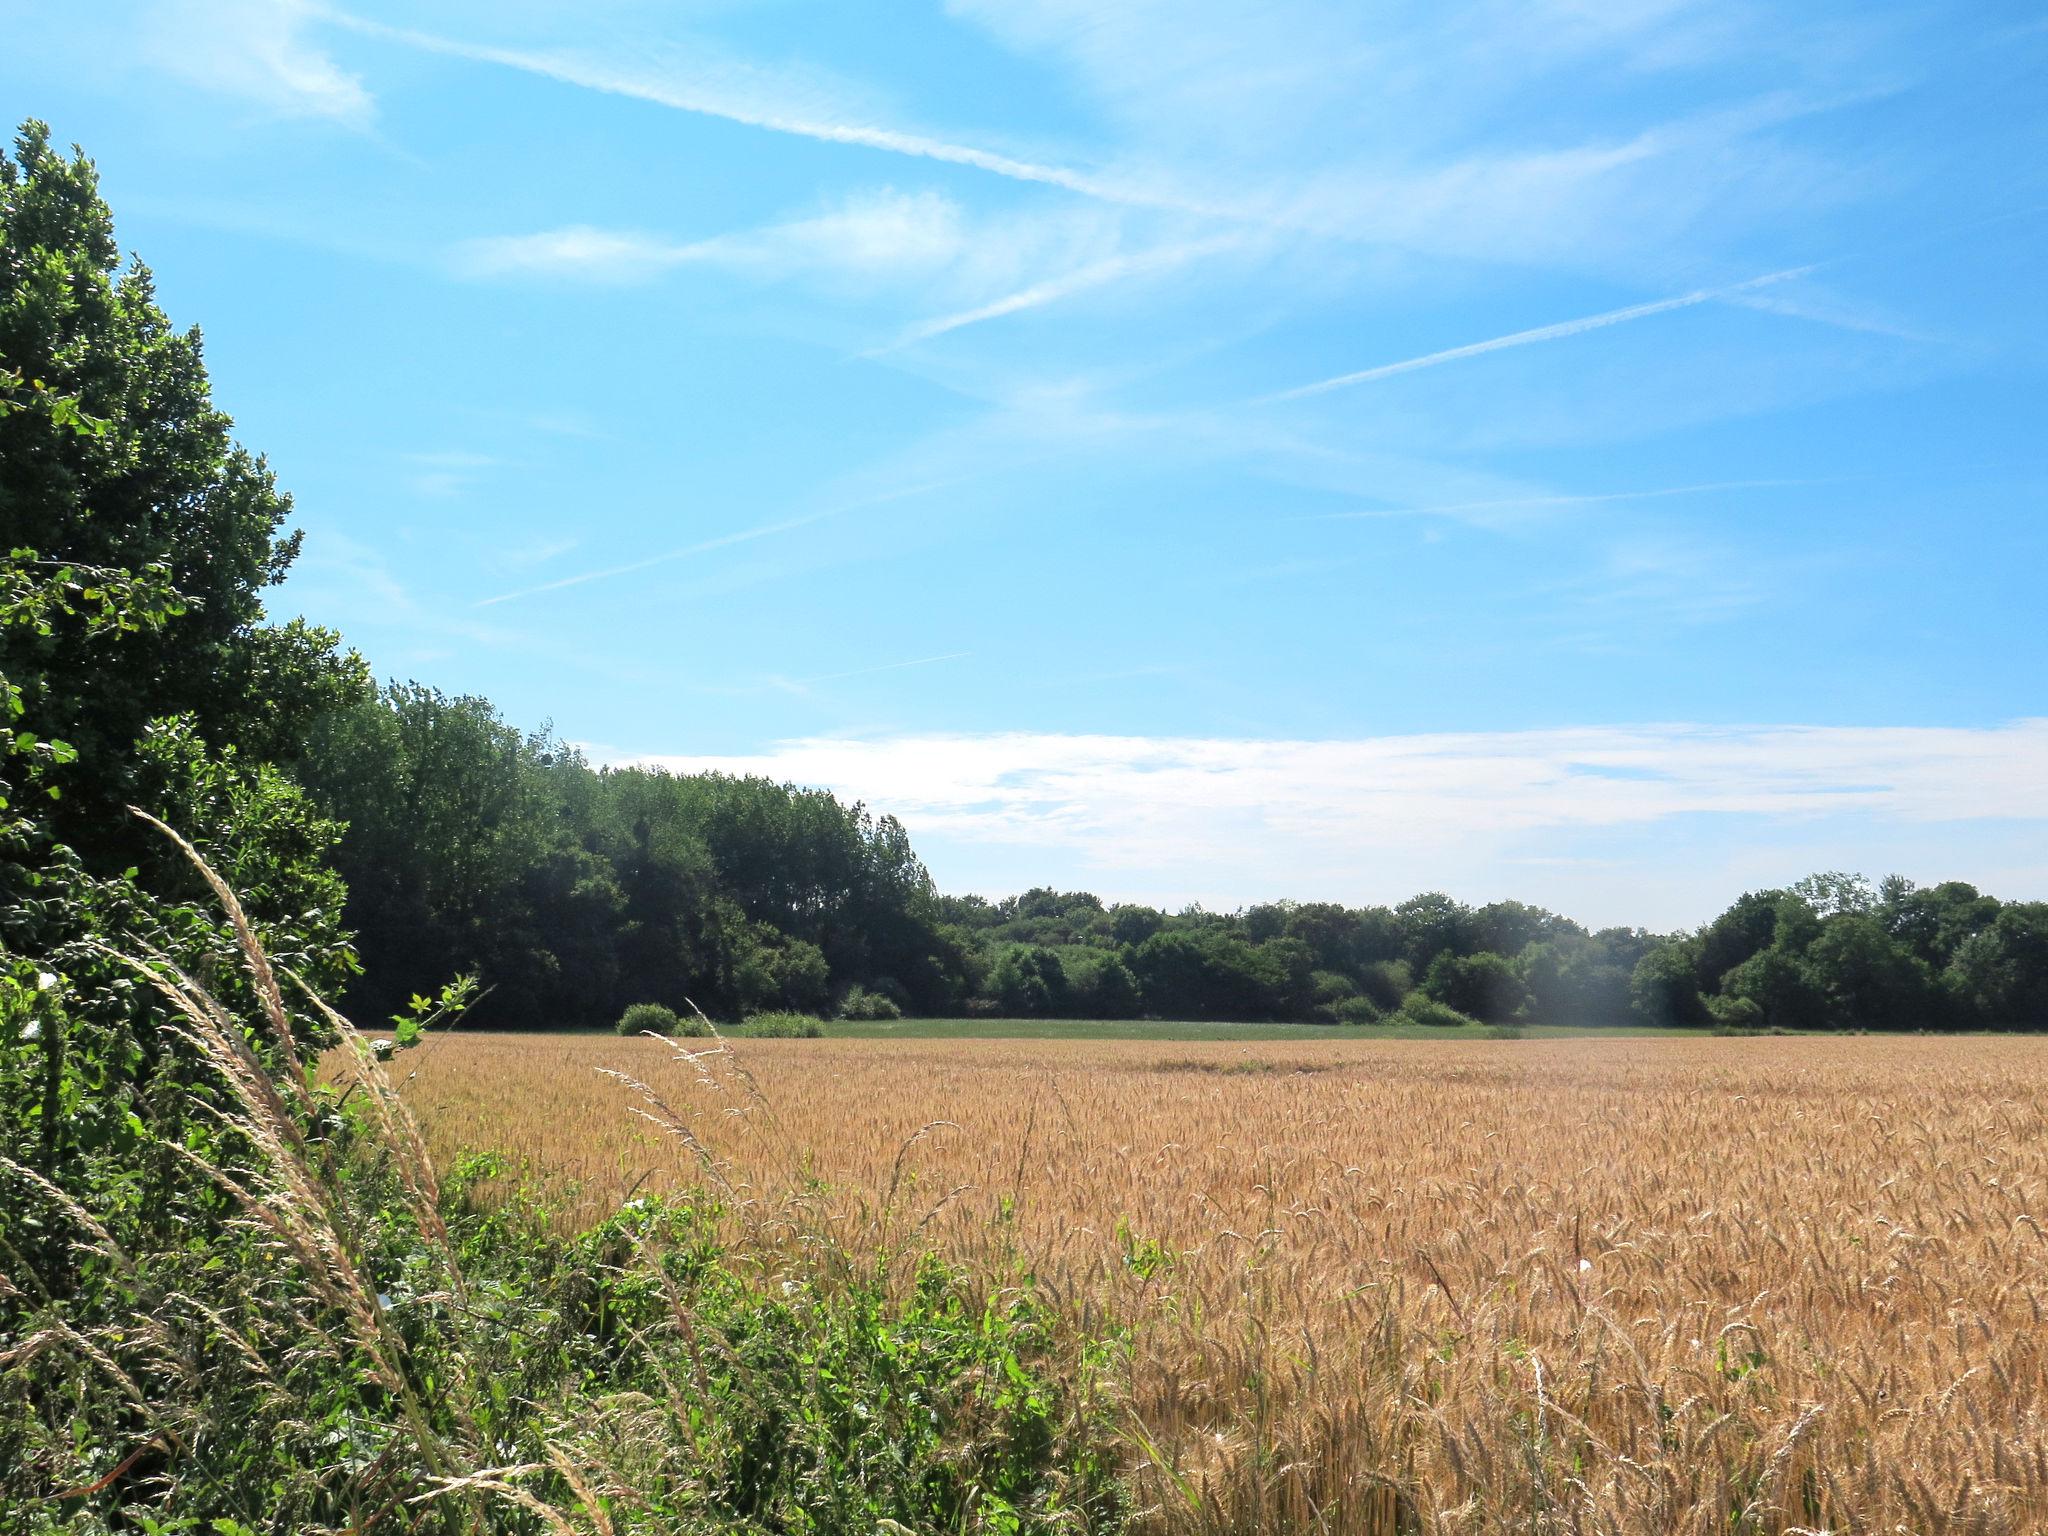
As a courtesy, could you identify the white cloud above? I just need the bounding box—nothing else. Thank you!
[453,189,1132,298]
[606,721,2048,926]
[454,226,686,283]
[147,0,374,126]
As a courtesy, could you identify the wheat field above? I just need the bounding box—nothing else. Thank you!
[377,1031,2048,1534]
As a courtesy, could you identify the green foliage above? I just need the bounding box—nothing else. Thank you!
[617,1000,690,1037]
[1706,993,1766,1033]
[736,1010,826,1038]
[1421,949,1527,1023]
[2,911,1129,1533]
[1631,942,1712,1029]
[990,943,1072,1017]
[1331,994,1384,1025]
[838,983,904,1021]
[1392,994,1480,1029]
[0,123,367,864]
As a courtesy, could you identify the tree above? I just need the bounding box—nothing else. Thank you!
[1805,915,1937,1030]
[0,122,366,861]
[1720,947,1825,1032]
[1421,950,1527,1023]
[990,944,1070,1017]
[1694,890,1785,992]
[1396,892,1473,972]
[1630,942,1709,1028]
[1945,904,2048,1029]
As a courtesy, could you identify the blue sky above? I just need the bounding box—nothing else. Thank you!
[7,1,2047,927]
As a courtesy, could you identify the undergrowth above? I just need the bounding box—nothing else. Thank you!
[0,829,1130,1534]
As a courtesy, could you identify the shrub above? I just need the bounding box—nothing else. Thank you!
[839,984,904,1021]
[1332,995,1384,1025]
[1357,959,1413,1012]
[1395,994,1480,1029]
[617,1001,682,1036]
[737,1011,825,1038]
[1707,993,1765,1034]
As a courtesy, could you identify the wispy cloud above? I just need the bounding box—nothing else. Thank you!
[800,651,974,686]
[1265,265,1819,402]
[455,188,992,285]
[877,233,1245,350]
[472,476,963,607]
[322,7,1182,208]
[150,0,373,126]
[611,720,2048,925]
[1310,477,1828,523]
[402,449,499,498]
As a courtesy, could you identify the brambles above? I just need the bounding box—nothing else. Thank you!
[390,1031,2048,1535]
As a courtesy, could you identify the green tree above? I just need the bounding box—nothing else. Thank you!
[0,122,365,861]
[1945,904,2048,1029]
[1421,950,1527,1023]
[1721,946,1825,1032]
[1630,942,1708,1028]
[1805,914,1937,1030]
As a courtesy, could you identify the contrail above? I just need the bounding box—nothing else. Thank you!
[799,651,972,685]
[317,6,1199,213]
[877,235,1245,352]
[1311,477,1831,521]
[473,479,956,608]
[1264,265,1818,402]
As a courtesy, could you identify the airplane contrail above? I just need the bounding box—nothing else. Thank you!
[1264,265,1818,402]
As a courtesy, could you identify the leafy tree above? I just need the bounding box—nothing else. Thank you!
[1421,950,1527,1023]
[1805,914,1937,1030]
[1108,903,1165,947]
[1396,891,1472,972]
[1630,942,1709,1028]
[1694,890,1785,992]
[990,944,1071,1017]
[1945,904,2048,1028]
[0,122,366,861]
[1720,946,1825,1032]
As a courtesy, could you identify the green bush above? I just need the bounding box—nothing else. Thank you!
[1707,993,1766,1034]
[736,1010,825,1038]
[1332,994,1384,1025]
[616,1001,707,1037]
[838,984,903,1021]
[1395,994,1480,1029]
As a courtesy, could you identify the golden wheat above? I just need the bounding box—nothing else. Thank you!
[367,1031,2048,1535]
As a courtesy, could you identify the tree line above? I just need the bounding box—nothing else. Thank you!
[4,117,2046,1036]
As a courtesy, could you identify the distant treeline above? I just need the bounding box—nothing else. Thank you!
[287,685,2048,1032]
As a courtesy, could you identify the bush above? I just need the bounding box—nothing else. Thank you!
[1357,959,1413,1012]
[1395,995,1480,1029]
[1707,993,1765,1033]
[1332,995,1384,1025]
[839,984,904,1021]
[617,1001,682,1036]
[737,1011,825,1038]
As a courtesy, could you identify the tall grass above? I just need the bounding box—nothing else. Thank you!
[1,837,1128,1534]
[386,1030,2048,1535]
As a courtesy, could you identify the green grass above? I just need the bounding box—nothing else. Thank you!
[824,1016,1714,1042]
